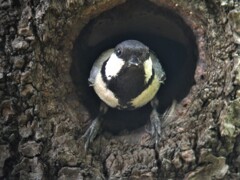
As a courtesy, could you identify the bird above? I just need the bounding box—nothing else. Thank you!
[82,40,166,150]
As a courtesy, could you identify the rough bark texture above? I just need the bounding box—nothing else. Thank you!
[0,0,240,179]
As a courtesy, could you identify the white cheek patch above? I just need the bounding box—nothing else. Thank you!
[94,73,119,108]
[143,57,153,83]
[105,54,125,80]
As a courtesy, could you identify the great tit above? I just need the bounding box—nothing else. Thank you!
[83,40,166,150]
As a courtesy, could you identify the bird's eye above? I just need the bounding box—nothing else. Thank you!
[116,49,122,56]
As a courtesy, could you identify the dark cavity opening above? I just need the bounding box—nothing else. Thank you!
[70,0,198,134]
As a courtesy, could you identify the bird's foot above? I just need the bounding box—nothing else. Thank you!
[145,98,161,148]
[147,99,177,149]
[82,117,102,151]
[149,108,161,148]
[82,103,108,151]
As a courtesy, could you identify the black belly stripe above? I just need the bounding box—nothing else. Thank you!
[100,60,156,108]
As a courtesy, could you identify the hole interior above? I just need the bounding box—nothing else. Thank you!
[70,0,198,133]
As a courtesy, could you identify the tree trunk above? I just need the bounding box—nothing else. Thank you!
[0,0,239,179]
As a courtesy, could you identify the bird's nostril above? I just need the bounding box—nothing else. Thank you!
[128,57,140,66]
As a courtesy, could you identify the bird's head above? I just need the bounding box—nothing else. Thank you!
[114,40,150,68]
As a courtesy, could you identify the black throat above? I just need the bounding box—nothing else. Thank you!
[101,60,154,108]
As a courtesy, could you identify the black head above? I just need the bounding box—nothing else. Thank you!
[114,40,150,67]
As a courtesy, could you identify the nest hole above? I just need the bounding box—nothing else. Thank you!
[70,0,198,134]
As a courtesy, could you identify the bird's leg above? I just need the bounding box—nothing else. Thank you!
[149,99,177,148]
[149,97,161,147]
[82,102,108,150]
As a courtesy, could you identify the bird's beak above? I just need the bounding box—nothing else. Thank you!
[128,57,140,67]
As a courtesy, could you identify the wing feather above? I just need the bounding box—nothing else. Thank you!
[88,49,114,86]
[150,52,165,82]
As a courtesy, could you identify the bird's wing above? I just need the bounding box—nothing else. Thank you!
[150,51,166,82]
[88,49,114,86]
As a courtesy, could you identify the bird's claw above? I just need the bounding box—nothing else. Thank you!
[82,103,108,151]
[148,100,177,148]
[82,117,102,151]
[149,108,161,148]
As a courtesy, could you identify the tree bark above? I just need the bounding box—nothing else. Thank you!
[0,0,239,179]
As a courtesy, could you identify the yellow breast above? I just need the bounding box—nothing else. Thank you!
[131,74,160,108]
